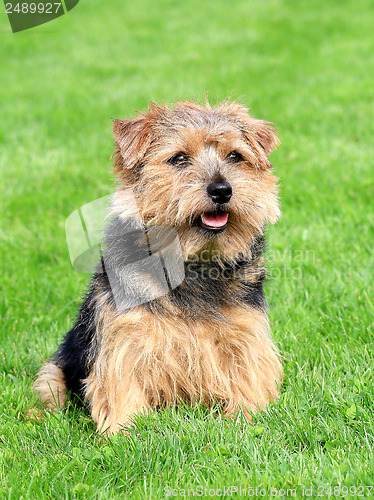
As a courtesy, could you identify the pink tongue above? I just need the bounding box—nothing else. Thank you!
[202,212,228,228]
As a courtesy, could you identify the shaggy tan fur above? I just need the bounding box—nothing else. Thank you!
[33,361,67,410]
[85,303,282,434]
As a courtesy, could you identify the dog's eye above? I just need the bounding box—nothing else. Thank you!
[226,151,243,162]
[169,152,189,167]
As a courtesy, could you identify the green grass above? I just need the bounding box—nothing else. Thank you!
[1,0,374,498]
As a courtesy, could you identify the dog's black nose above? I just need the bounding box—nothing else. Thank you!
[207,182,232,204]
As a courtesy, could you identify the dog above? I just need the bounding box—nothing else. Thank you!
[34,101,283,434]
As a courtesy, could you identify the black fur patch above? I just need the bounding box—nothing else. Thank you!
[147,235,267,317]
[242,278,266,310]
[53,287,98,401]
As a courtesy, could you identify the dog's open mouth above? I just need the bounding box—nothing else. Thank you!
[200,211,229,231]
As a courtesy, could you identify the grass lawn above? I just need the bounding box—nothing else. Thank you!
[1,0,373,498]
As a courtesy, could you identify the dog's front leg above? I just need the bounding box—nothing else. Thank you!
[84,371,149,435]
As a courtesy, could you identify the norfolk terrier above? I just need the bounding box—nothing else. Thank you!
[34,101,283,434]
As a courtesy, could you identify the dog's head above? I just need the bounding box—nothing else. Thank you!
[111,101,280,263]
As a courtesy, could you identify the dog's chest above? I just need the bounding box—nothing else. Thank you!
[96,303,267,399]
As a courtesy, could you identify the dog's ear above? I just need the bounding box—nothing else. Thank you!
[242,118,280,170]
[220,102,279,169]
[112,115,152,174]
[247,118,280,156]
